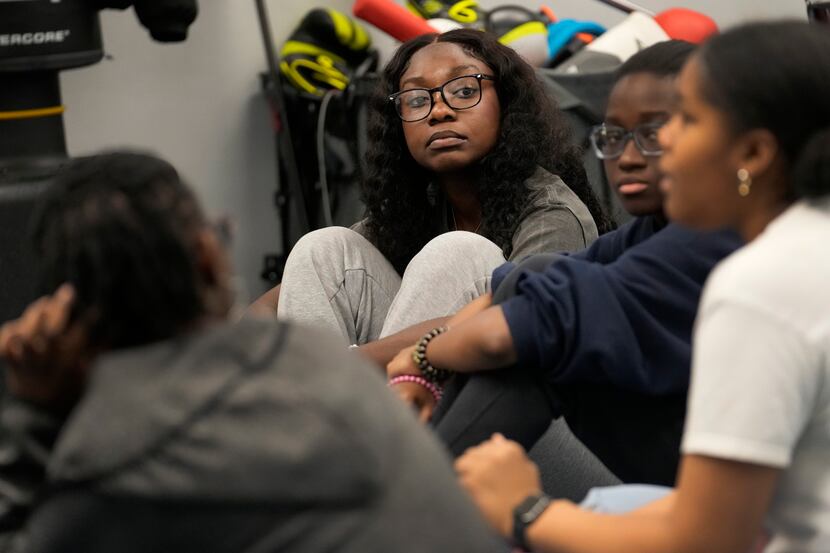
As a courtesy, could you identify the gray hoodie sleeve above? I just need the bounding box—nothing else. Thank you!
[0,396,65,552]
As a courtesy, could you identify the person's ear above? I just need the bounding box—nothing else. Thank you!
[194,227,235,317]
[732,128,780,182]
[194,227,226,286]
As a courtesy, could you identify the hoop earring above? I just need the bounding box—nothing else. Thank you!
[737,168,752,197]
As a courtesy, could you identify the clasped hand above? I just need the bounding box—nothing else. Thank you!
[386,345,436,423]
[455,433,544,538]
[0,284,92,412]
[385,293,493,422]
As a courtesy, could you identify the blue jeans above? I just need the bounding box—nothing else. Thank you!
[579,484,672,513]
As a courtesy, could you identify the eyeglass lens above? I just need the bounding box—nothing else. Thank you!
[394,75,483,122]
[592,123,664,158]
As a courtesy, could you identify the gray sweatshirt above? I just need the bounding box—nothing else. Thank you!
[0,318,505,553]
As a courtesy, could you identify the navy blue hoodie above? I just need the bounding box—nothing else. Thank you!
[491,216,742,483]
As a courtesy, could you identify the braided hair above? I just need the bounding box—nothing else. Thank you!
[33,151,208,349]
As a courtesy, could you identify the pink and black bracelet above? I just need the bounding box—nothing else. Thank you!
[388,374,443,404]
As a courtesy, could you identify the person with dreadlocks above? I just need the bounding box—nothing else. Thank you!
[0,151,505,553]
[250,29,611,352]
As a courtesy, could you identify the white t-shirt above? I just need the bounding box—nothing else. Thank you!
[682,199,830,553]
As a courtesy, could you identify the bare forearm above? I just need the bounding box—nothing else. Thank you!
[358,317,450,369]
[362,293,495,367]
[247,284,281,318]
[522,457,776,553]
[526,501,680,553]
[427,306,517,373]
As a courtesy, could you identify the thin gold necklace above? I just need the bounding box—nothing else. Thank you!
[451,207,482,234]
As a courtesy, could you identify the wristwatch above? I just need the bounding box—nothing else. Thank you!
[512,492,551,551]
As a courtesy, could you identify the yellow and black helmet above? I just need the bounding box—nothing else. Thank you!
[279,8,374,98]
[406,0,485,27]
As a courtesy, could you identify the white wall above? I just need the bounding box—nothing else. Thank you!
[59,1,808,297]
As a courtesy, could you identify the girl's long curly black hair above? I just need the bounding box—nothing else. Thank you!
[362,28,611,274]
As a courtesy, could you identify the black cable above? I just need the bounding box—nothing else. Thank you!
[254,0,311,237]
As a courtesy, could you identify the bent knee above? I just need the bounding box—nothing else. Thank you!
[406,231,504,274]
[418,231,502,262]
[289,227,368,259]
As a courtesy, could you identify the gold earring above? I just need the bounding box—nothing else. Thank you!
[737,168,752,197]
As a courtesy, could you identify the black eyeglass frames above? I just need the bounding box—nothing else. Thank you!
[388,74,495,122]
[589,121,667,159]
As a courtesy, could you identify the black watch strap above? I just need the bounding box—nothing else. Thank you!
[512,493,551,551]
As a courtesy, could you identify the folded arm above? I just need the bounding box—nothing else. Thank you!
[457,435,777,553]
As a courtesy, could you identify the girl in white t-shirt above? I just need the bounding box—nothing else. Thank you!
[453,20,830,553]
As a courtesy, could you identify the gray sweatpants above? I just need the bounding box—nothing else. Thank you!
[277,227,506,344]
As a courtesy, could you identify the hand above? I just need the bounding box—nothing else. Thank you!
[386,345,420,379]
[392,381,436,423]
[455,434,543,537]
[387,346,436,423]
[0,284,92,411]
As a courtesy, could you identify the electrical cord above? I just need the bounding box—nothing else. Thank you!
[316,88,340,227]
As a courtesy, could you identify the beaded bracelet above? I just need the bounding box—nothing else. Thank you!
[412,326,451,384]
[388,374,443,404]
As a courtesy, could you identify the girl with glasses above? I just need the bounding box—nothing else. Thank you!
[250,29,609,354]
[457,20,830,553]
[386,40,741,491]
